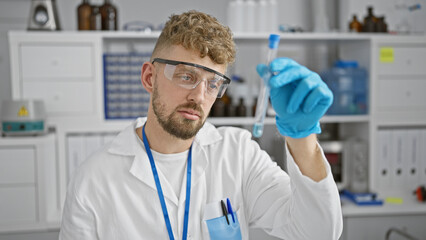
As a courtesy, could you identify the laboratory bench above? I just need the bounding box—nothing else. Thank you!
[341,195,426,239]
[3,31,426,239]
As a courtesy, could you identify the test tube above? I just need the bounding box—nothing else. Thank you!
[252,34,280,138]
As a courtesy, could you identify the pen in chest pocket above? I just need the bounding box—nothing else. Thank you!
[226,198,235,223]
[220,200,230,225]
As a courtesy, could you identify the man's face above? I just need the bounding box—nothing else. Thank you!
[150,45,226,140]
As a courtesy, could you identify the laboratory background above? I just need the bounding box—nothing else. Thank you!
[0,0,426,239]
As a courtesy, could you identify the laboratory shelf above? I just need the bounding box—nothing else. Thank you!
[341,196,426,217]
[321,115,370,123]
[9,31,425,42]
[0,222,60,234]
[99,31,376,41]
[208,117,275,126]
[208,115,369,126]
[52,115,369,132]
[233,32,375,41]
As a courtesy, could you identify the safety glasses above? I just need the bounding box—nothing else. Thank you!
[152,58,231,98]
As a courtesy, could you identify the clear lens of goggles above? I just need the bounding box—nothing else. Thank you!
[153,58,230,98]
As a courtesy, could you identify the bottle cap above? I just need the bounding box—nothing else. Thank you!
[268,34,280,49]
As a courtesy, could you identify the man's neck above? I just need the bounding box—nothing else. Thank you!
[137,117,194,154]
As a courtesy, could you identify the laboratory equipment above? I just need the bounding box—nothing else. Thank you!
[103,52,151,119]
[90,6,102,30]
[312,0,330,32]
[321,60,368,115]
[27,0,61,31]
[362,6,377,32]
[100,0,118,30]
[77,0,91,30]
[376,16,388,33]
[235,98,247,117]
[414,186,426,203]
[348,15,362,32]
[252,34,280,138]
[1,99,46,136]
[321,140,347,190]
[385,228,419,240]
[341,190,383,206]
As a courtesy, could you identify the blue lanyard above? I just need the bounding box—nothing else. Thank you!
[142,124,192,240]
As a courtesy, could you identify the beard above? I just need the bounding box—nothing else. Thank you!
[152,81,207,140]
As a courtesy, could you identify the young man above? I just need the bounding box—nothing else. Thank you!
[60,10,342,240]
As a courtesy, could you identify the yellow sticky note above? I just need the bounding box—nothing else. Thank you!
[385,197,403,204]
[380,47,394,63]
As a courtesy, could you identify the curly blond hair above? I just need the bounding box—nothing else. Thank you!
[151,10,236,65]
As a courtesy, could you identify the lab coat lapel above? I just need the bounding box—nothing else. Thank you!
[129,152,179,207]
[177,141,209,204]
[108,118,179,206]
[191,142,209,187]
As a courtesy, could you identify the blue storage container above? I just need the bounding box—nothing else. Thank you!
[321,60,368,115]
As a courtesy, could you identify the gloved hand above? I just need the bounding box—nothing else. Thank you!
[256,57,333,139]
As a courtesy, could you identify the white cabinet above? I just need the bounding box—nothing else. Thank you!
[376,45,426,76]
[20,44,94,79]
[8,33,103,118]
[0,148,35,184]
[22,81,96,115]
[0,134,60,233]
[377,78,426,110]
[343,214,426,240]
[0,187,37,224]
[372,38,426,126]
[0,148,37,224]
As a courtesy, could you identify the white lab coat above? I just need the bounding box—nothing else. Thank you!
[59,118,342,240]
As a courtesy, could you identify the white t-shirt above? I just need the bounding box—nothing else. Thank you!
[150,149,188,198]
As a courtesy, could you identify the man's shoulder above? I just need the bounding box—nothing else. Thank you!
[218,125,252,139]
[202,124,254,148]
[71,143,132,183]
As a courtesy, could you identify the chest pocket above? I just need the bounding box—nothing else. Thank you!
[202,206,248,240]
[205,211,242,240]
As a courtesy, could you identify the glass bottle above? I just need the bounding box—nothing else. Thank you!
[349,15,362,32]
[77,0,92,30]
[100,0,118,30]
[252,97,257,117]
[212,100,226,117]
[376,16,388,33]
[220,92,234,117]
[90,6,102,30]
[236,98,247,117]
[363,6,377,32]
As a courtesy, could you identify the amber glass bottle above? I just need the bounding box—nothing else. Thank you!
[349,15,362,32]
[100,0,118,30]
[236,98,247,117]
[77,0,92,30]
[376,16,388,33]
[363,6,377,32]
[90,6,102,30]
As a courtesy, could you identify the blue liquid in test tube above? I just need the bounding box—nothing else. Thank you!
[252,34,280,138]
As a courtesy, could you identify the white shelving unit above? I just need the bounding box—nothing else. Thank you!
[0,133,59,233]
[7,31,426,239]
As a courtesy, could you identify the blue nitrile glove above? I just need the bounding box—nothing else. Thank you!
[256,57,333,139]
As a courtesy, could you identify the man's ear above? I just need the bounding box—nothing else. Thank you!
[141,62,155,93]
